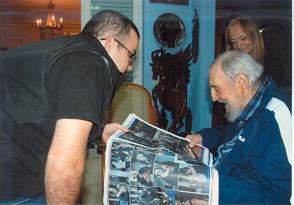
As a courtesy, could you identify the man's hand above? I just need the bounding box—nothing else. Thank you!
[101,123,129,143]
[186,134,203,147]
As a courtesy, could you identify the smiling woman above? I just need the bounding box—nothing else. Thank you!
[225,16,264,65]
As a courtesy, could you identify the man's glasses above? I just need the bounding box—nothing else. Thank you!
[100,38,137,65]
[115,39,137,65]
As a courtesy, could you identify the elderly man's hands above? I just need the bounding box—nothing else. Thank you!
[101,123,129,143]
[186,133,203,147]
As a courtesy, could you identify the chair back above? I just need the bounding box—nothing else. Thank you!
[100,83,157,194]
[109,83,157,125]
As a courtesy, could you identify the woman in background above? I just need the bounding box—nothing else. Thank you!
[213,16,266,128]
[225,16,264,65]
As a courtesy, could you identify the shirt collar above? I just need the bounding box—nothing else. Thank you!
[79,31,125,84]
[236,76,271,123]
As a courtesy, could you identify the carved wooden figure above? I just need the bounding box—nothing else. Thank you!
[192,9,199,63]
[150,45,193,136]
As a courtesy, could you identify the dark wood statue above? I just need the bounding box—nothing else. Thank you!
[150,45,193,136]
[192,9,199,63]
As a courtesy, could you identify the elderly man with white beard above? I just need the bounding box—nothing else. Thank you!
[187,50,291,204]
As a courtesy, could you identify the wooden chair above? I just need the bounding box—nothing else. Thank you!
[109,83,157,125]
[100,83,157,195]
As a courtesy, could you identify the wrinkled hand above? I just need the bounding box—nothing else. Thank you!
[186,133,203,147]
[101,123,129,143]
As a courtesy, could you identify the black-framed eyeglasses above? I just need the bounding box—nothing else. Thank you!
[100,38,137,65]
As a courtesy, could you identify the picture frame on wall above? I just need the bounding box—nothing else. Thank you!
[149,0,189,5]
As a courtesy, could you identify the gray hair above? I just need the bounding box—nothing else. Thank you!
[82,10,140,43]
[213,50,263,88]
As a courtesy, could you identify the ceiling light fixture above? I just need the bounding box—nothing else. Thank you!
[36,0,63,39]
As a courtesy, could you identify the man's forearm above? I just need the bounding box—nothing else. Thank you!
[45,119,91,204]
[45,161,85,204]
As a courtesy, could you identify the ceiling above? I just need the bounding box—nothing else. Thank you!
[0,0,290,13]
[216,0,292,30]
[0,0,81,24]
[219,0,291,9]
[0,0,290,25]
[0,0,80,12]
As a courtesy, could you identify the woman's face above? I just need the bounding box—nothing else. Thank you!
[229,23,253,55]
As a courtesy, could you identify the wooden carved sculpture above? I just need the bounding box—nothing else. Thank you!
[150,45,193,136]
[192,9,199,63]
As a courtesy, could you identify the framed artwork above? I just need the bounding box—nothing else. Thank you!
[150,0,189,5]
[153,13,186,48]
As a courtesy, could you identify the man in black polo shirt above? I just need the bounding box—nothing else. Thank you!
[0,10,140,204]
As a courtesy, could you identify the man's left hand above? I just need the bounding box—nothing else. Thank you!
[101,123,129,143]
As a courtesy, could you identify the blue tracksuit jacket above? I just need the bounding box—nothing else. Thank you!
[198,78,291,204]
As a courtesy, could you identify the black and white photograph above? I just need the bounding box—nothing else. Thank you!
[135,165,154,187]
[108,176,130,205]
[118,119,158,147]
[178,165,209,193]
[136,187,161,205]
[154,160,179,189]
[118,131,153,147]
[157,132,181,151]
[175,139,194,159]
[176,139,212,167]
[175,192,209,205]
[131,149,156,165]
[111,141,134,171]
[128,119,157,140]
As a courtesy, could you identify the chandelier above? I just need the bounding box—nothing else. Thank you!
[36,0,63,39]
